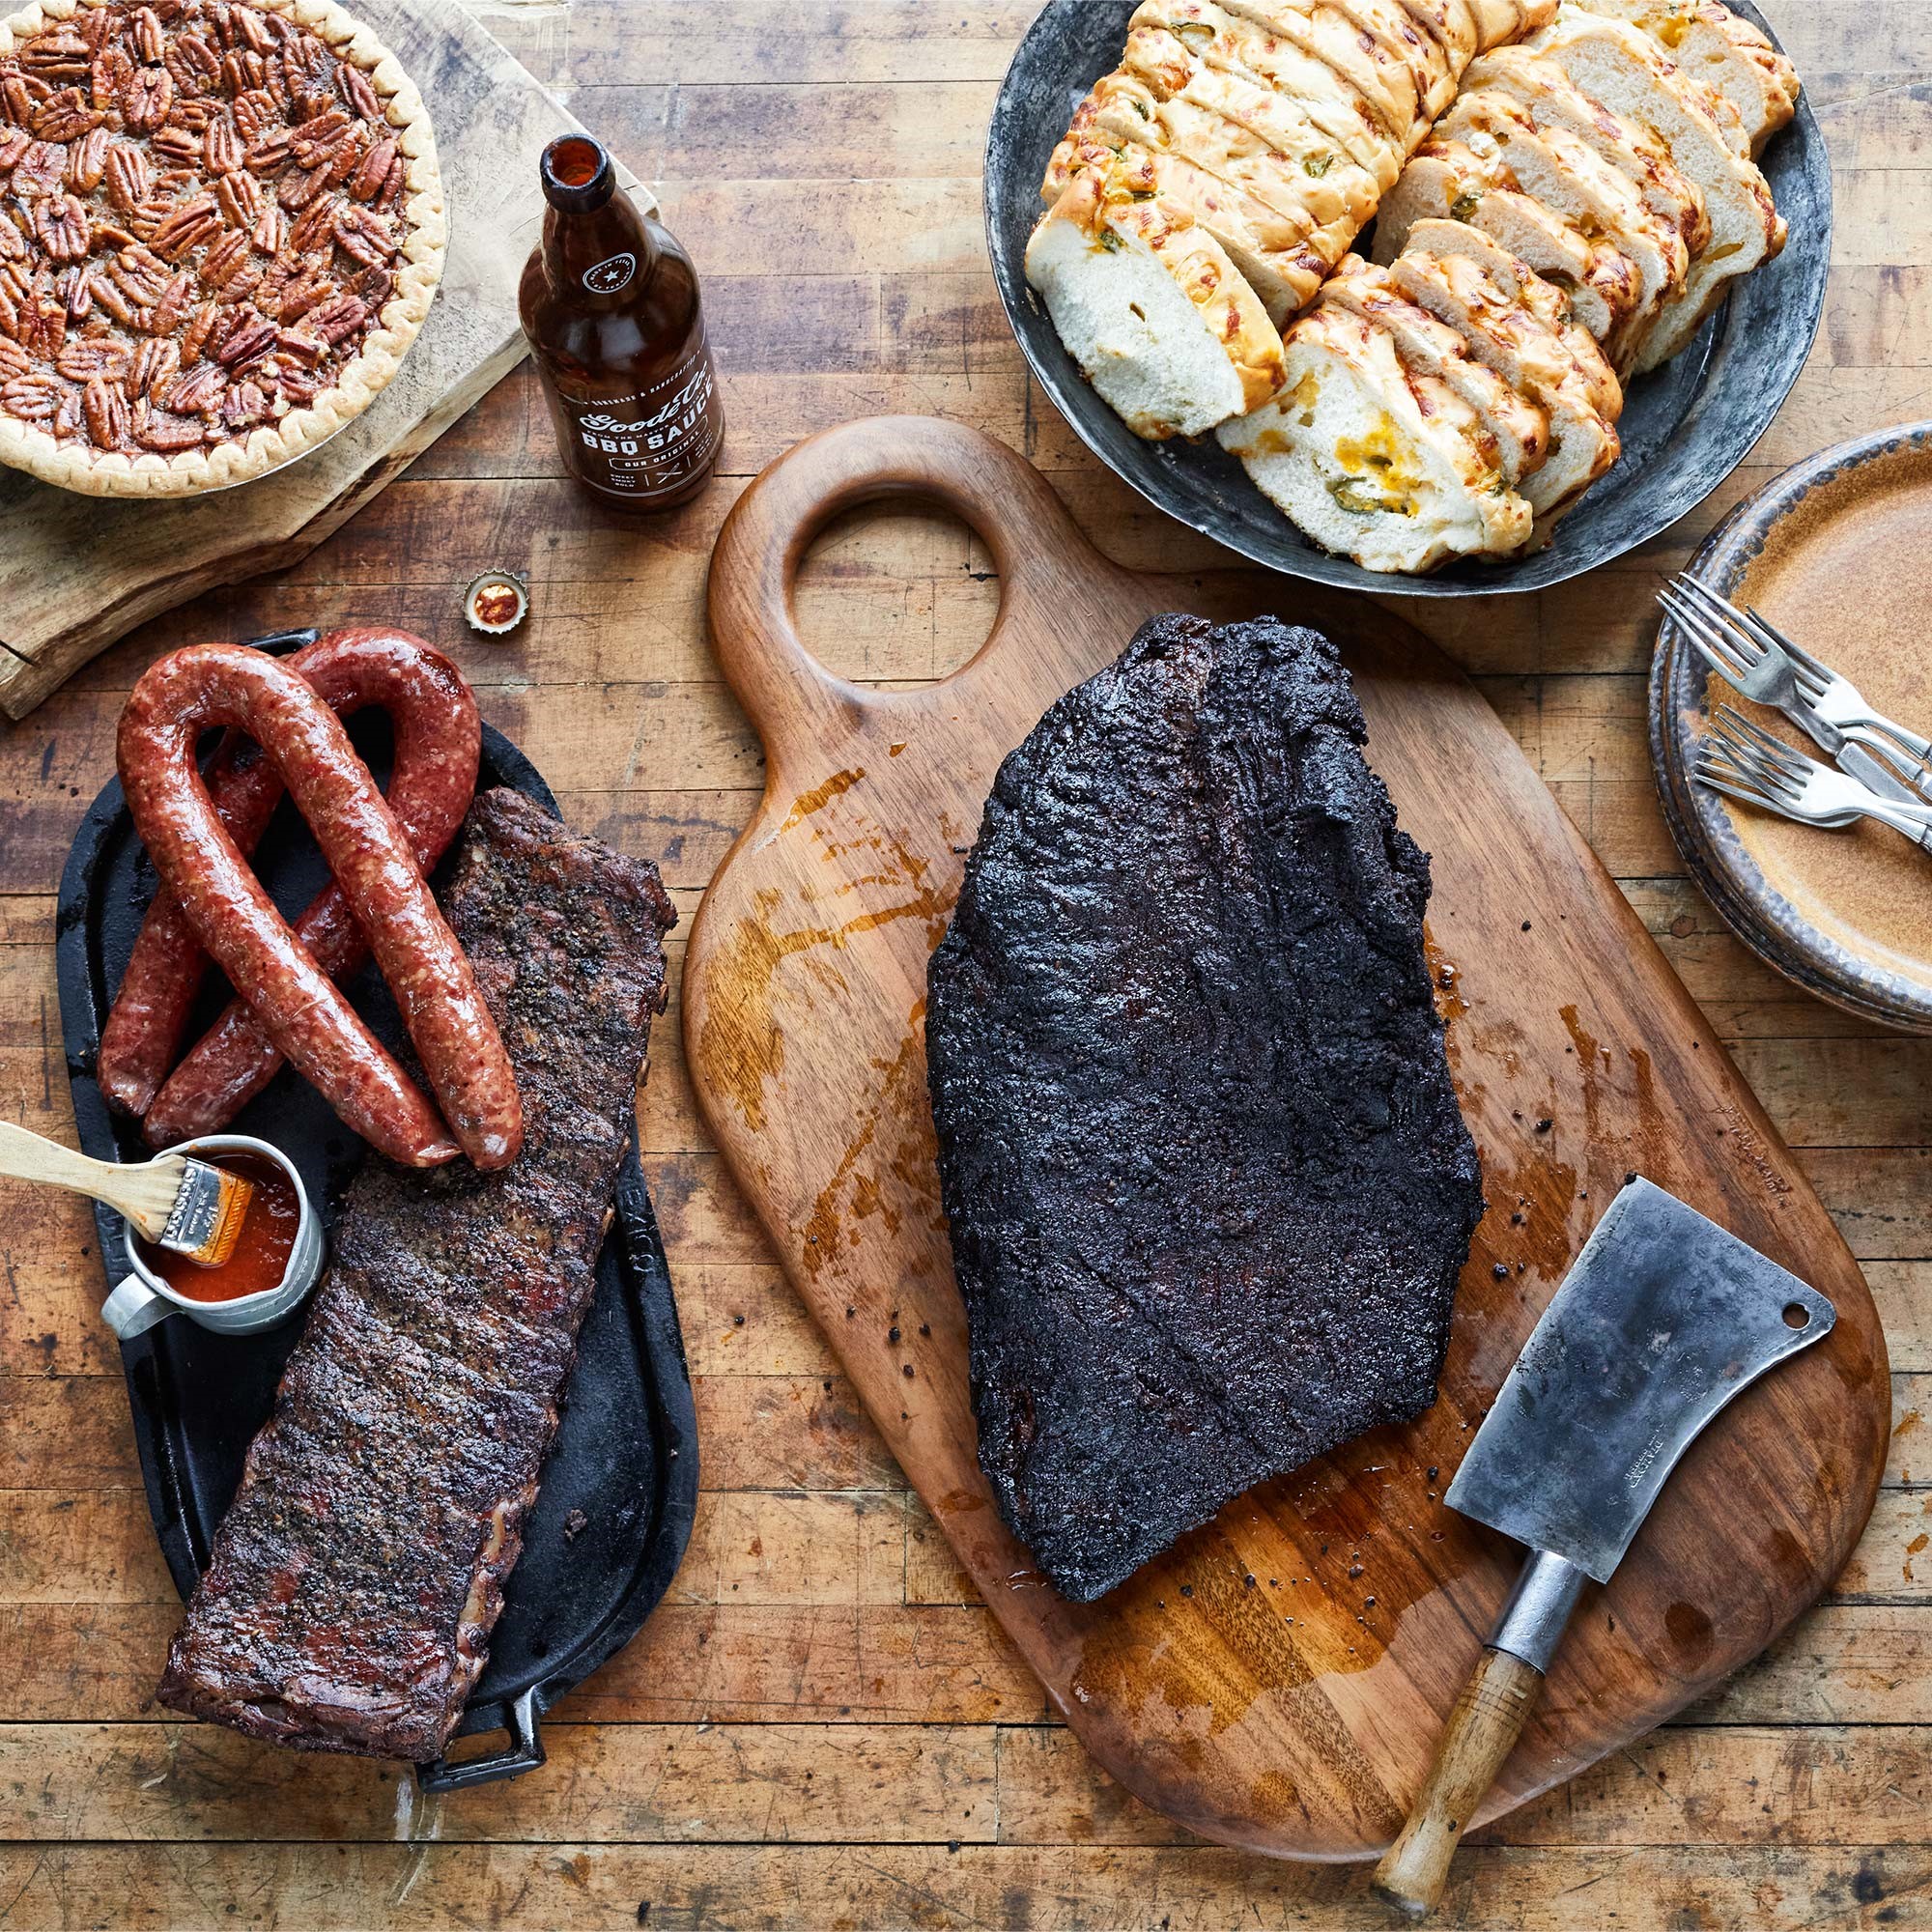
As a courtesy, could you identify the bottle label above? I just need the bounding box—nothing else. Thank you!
[569,333,721,498]
[583,251,637,295]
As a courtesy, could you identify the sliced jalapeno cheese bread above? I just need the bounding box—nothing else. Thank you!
[1023,0,1791,571]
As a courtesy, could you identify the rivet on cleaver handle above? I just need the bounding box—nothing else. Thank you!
[1374,1178,1836,1919]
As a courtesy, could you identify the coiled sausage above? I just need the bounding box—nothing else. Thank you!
[116,643,523,1171]
[99,630,480,1131]
[138,632,482,1146]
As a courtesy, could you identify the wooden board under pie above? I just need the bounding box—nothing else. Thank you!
[683,415,1888,1861]
[0,0,652,723]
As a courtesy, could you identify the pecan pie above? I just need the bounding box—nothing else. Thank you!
[0,0,444,495]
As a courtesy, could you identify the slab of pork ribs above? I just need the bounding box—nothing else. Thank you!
[156,787,675,1758]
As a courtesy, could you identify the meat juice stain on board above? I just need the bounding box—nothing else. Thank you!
[519,133,724,511]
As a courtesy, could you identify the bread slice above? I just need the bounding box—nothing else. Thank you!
[1128,0,1403,184]
[1093,63,1386,235]
[1439,88,1691,365]
[1044,128,1330,324]
[1219,301,1533,570]
[1026,172,1286,440]
[1570,0,1799,154]
[1554,0,1747,155]
[1468,0,1561,45]
[1523,14,1784,370]
[1389,242,1621,527]
[1460,44,1711,262]
[1403,215,1623,413]
[1371,143,1643,348]
[1388,0,1482,71]
[1319,254,1552,483]
[1322,0,1464,122]
[1209,1,1427,143]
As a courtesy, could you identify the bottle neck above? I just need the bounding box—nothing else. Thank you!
[540,191,660,308]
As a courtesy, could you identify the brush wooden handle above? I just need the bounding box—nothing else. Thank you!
[0,1122,184,1238]
[1373,1646,1545,1918]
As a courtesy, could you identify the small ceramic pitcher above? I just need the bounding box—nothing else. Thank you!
[99,1134,323,1341]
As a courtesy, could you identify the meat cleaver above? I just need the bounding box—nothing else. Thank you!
[1374,1177,1837,1918]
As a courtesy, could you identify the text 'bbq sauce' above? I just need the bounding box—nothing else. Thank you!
[520,133,724,510]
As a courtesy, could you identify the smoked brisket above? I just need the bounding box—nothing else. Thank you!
[925,616,1483,1603]
[156,788,675,1758]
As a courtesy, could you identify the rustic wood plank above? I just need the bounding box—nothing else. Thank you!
[0,1722,997,1843]
[993,1722,1932,1849]
[0,1841,1913,1932]
[0,1601,1053,1726]
[0,0,1923,1918]
[6,1597,1932,1731]
[4,1716,1932,1851]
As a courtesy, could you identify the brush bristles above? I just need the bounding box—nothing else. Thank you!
[160,1160,255,1268]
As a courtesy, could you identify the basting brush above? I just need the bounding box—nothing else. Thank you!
[0,1121,255,1267]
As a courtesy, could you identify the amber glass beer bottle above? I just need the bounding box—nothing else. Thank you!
[519,133,724,509]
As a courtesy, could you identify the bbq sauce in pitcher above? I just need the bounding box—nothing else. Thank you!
[520,134,724,509]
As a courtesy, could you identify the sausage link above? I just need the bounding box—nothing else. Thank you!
[96,730,282,1119]
[141,630,482,1145]
[116,643,523,1171]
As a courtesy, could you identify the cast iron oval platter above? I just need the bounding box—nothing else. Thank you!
[1652,423,1932,1033]
[984,0,1831,596]
[54,630,699,1790]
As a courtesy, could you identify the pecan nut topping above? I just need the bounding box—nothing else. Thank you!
[213,310,273,366]
[148,191,217,258]
[133,400,208,450]
[163,360,221,412]
[34,85,100,141]
[80,369,129,444]
[0,0,442,488]
[55,332,128,381]
[12,138,69,196]
[1,368,66,417]
[120,63,171,133]
[67,123,110,189]
[127,332,176,396]
[31,192,89,262]
[102,138,150,210]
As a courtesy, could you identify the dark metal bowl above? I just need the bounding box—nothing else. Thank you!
[983,0,1831,596]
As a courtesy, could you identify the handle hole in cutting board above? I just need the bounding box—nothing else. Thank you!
[791,502,1000,686]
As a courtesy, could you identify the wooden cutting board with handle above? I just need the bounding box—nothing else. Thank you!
[683,415,1887,1861]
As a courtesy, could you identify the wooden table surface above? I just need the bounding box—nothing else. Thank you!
[1,2,1928,1925]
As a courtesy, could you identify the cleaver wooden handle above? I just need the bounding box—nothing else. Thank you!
[1372,1645,1545,1918]
[1375,1548,1588,1918]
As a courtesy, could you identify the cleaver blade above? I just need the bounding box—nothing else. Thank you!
[1376,1176,1837,1918]
[1445,1175,1837,1583]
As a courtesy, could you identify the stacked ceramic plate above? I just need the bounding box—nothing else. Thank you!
[1652,424,1932,1032]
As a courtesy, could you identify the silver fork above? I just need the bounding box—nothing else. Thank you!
[1696,705,1932,851]
[1661,574,1932,804]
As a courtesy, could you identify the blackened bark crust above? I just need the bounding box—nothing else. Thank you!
[926,616,1483,1603]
